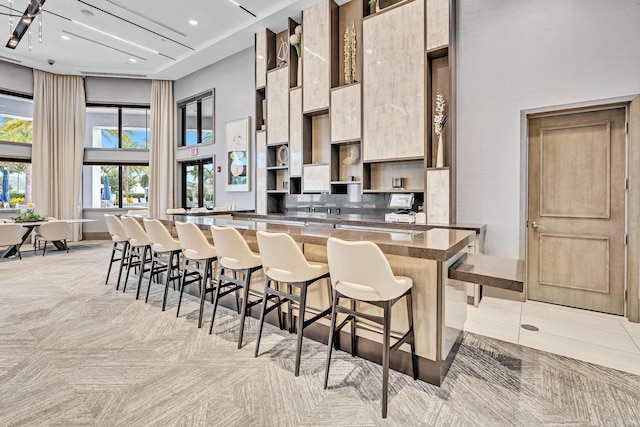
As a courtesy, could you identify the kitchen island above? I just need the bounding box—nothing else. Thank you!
[135,213,475,386]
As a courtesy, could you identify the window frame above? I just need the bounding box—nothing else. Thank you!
[181,159,214,209]
[178,90,214,147]
[83,103,150,210]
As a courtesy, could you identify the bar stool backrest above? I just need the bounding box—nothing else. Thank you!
[0,223,23,246]
[166,208,186,214]
[256,231,313,282]
[327,237,401,301]
[211,225,260,269]
[121,217,151,247]
[175,221,215,260]
[143,218,180,252]
[104,214,128,242]
[190,207,208,213]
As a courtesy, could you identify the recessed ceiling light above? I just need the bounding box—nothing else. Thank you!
[129,58,137,63]
[61,35,70,41]
[188,19,198,26]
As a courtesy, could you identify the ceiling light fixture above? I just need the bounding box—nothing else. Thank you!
[225,0,256,18]
[188,19,198,26]
[61,35,70,40]
[4,0,46,50]
[129,58,137,63]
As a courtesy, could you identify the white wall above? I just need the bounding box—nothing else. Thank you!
[456,0,640,258]
[173,48,255,210]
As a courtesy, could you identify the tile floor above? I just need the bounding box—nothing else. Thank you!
[465,296,640,376]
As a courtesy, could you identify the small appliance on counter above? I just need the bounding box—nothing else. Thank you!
[384,193,416,224]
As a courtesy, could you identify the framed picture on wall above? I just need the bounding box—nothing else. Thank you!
[225,117,251,192]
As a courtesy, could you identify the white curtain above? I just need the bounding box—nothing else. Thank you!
[149,80,176,216]
[32,70,86,241]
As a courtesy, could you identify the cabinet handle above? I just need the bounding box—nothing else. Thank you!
[532,221,546,229]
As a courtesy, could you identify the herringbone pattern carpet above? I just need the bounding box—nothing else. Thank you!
[1,241,640,426]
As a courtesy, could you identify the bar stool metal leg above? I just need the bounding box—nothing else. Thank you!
[381,300,392,419]
[324,289,339,389]
[294,282,308,376]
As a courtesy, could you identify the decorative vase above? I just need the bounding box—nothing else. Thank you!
[436,133,444,168]
[297,57,302,86]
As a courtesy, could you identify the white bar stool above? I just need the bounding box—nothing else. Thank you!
[104,214,130,289]
[175,221,218,328]
[143,219,183,310]
[255,230,332,377]
[121,217,153,299]
[324,237,417,419]
[210,225,276,348]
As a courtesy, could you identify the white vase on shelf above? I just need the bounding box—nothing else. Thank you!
[436,133,444,168]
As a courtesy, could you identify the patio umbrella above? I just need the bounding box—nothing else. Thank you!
[102,175,111,201]
[0,168,10,206]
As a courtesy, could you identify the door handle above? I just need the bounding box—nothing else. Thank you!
[531,221,546,229]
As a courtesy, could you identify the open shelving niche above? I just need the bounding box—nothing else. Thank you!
[255,0,454,217]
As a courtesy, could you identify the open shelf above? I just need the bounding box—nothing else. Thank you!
[267,165,288,171]
[331,180,361,185]
[363,188,424,194]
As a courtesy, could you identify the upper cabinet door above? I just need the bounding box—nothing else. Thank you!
[267,67,290,145]
[256,29,274,89]
[289,88,303,176]
[302,0,336,113]
[363,0,425,162]
[426,0,449,51]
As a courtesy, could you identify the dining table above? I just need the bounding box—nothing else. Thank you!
[1,218,96,258]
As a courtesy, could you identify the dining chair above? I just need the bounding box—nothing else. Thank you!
[0,223,25,259]
[34,220,70,256]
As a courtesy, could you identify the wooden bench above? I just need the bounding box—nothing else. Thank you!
[448,253,524,293]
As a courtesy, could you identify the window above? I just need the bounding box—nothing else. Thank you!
[0,93,33,144]
[0,161,32,207]
[83,105,150,209]
[179,93,214,146]
[0,93,33,206]
[86,106,150,149]
[181,160,214,208]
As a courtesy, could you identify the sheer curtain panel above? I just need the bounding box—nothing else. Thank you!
[149,80,176,216]
[32,70,86,241]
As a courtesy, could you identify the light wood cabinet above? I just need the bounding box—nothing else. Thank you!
[426,0,449,51]
[255,131,267,214]
[302,0,337,113]
[267,67,289,145]
[363,0,425,161]
[255,29,274,89]
[303,164,331,192]
[330,84,361,142]
[289,88,303,176]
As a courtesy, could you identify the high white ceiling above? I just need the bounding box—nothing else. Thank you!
[0,0,328,80]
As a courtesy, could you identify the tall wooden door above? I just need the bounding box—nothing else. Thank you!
[528,107,627,315]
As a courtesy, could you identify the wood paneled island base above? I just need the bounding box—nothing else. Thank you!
[133,213,475,386]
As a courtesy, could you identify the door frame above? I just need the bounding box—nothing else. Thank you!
[521,96,634,316]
